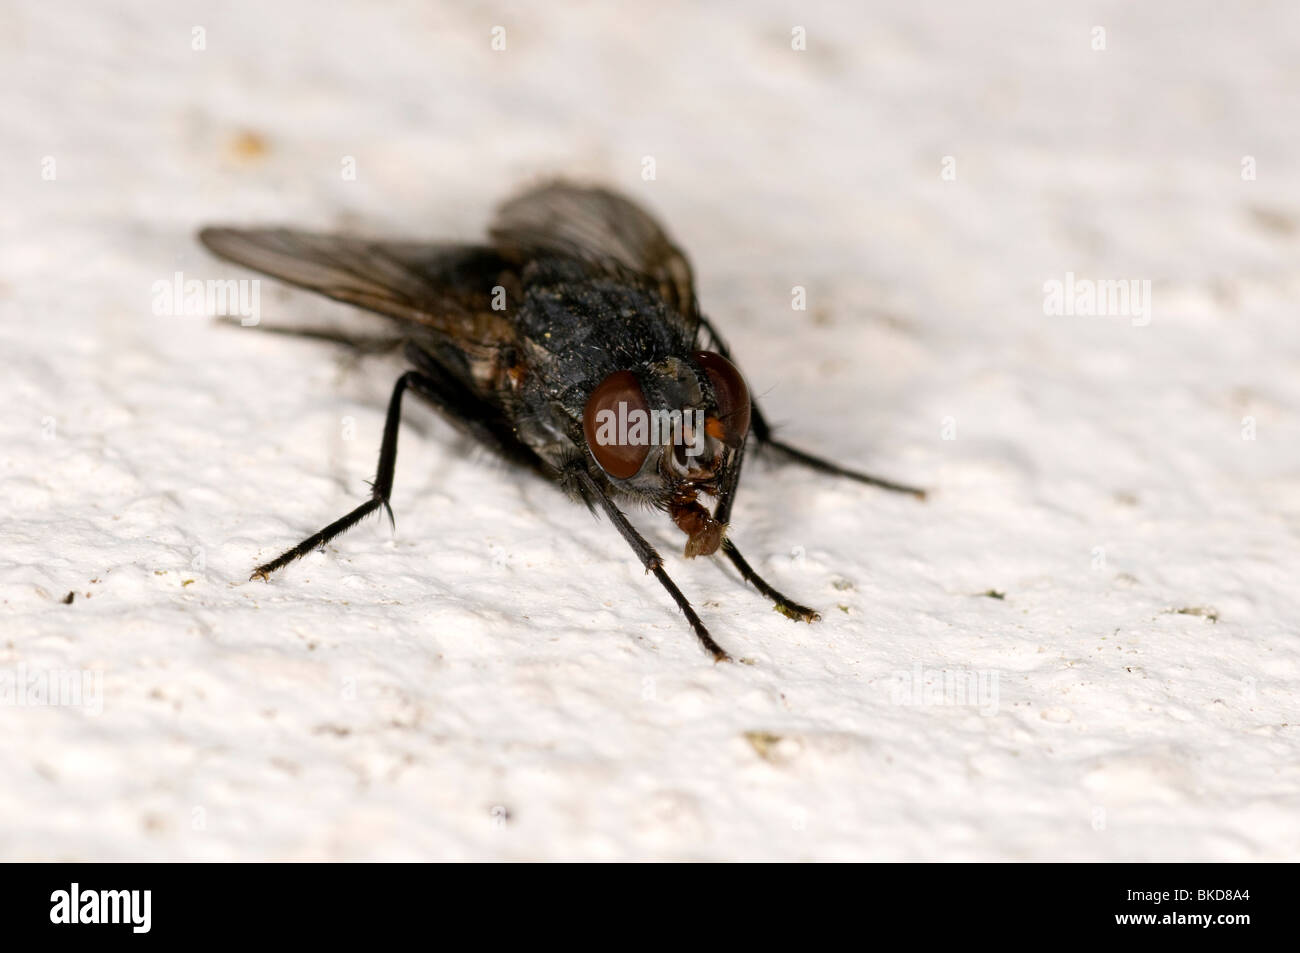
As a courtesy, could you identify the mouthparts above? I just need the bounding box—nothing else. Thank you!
[671,496,725,558]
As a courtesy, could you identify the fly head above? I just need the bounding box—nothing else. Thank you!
[581,349,751,558]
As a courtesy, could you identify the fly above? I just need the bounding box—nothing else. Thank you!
[199,183,925,661]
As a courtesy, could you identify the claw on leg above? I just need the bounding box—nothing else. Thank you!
[719,539,820,623]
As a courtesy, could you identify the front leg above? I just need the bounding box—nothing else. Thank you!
[568,464,732,662]
[717,539,819,623]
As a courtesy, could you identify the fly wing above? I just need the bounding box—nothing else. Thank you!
[489,182,700,324]
[198,227,517,344]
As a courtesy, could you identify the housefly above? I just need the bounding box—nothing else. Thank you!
[199,183,925,661]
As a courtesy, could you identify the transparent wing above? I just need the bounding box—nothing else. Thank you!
[489,182,699,320]
[197,227,516,344]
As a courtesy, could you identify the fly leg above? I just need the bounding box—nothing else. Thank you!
[697,315,926,499]
[718,539,819,623]
[753,436,927,499]
[252,358,548,579]
[705,435,819,622]
[569,466,732,662]
[251,370,425,580]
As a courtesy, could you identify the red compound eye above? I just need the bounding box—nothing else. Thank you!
[693,351,750,448]
[583,370,651,479]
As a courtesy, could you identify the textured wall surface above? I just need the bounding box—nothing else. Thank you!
[2,0,1297,860]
